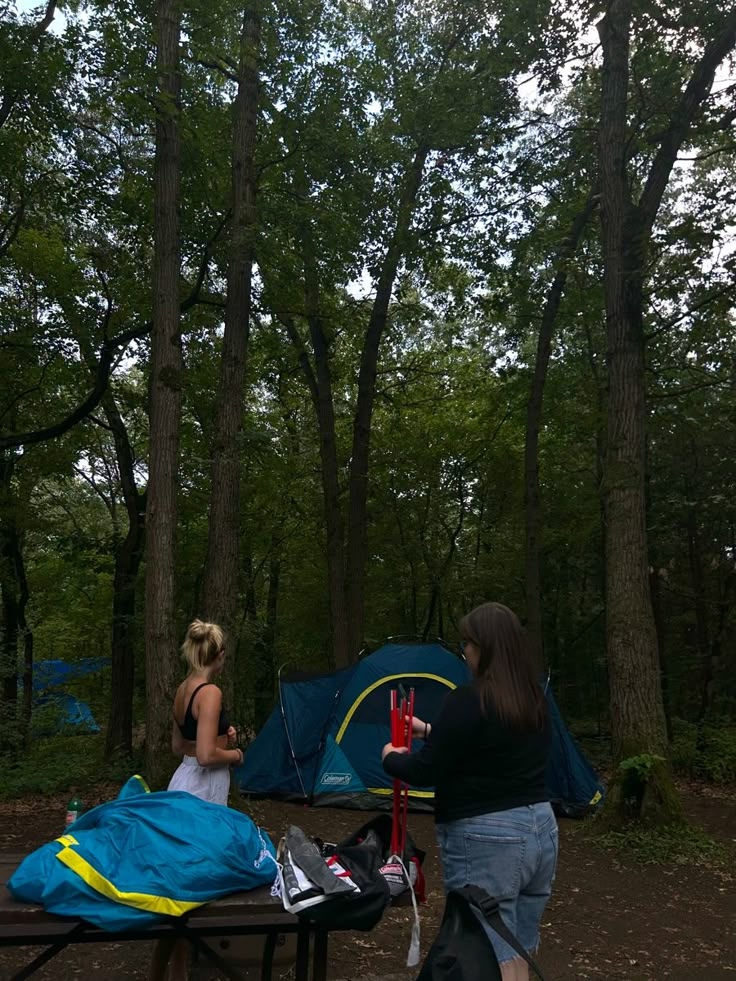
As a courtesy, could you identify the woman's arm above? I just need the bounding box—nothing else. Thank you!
[194,687,243,767]
[382,687,477,786]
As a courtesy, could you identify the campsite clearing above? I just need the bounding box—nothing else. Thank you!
[0,783,733,980]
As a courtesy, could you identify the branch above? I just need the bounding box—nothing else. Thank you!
[275,310,319,407]
[649,377,730,400]
[0,1,58,130]
[639,11,736,226]
[647,281,736,338]
[677,142,736,162]
[192,58,238,83]
[0,215,229,450]
[0,192,25,258]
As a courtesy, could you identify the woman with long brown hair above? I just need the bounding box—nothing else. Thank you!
[382,602,557,981]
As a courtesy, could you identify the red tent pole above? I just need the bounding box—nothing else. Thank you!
[400,687,415,857]
[390,689,401,854]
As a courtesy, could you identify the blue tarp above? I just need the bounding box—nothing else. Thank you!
[236,642,605,816]
[8,776,278,930]
[31,658,110,733]
[32,658,110,691]
[33,692,100,733]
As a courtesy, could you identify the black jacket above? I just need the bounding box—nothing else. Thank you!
[382,683,549,823]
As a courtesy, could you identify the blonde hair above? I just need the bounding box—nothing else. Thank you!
[181,619,224,671]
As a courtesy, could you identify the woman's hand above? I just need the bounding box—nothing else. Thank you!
[411,717,431,740]
[411,717,426,737]
[226,725,238,748]
[382,742,409,761]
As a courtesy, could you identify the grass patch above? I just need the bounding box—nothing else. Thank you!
[593,822,732,868]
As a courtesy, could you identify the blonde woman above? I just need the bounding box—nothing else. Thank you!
[168,619,243,806]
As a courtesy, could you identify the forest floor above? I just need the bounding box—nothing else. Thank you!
[0,782,734,981]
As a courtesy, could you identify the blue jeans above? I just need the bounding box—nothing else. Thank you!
[436,802,558,965]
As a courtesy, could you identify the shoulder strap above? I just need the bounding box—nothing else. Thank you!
[454,886,547,981]
[185,682,211,718]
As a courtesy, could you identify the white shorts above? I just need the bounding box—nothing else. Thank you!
[168,755,230,806]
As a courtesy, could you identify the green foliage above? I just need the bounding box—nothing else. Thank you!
[595,823,732,869]
[671,719,736,785]
[0,733,140,799]
[619,753,666,779]
[1,0,736,772]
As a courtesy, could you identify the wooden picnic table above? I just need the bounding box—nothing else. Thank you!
[0,853,328,981]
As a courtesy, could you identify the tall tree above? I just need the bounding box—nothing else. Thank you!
[597,0,736,823]
[523,190,598,666]
[144,0,183,787]
[201,3,261,654]
[0,453,19,747]
[103,390,146,760]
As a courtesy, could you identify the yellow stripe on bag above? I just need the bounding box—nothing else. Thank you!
[55,846,204,918]
[132,774,151,793]
[55,834,79,847]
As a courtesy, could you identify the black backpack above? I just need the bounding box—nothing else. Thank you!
[337,813,426,904]
[416,885,547,981]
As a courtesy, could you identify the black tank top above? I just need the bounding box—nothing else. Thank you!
[176,683,229,741]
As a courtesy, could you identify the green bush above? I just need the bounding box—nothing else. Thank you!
[670,718,736,784]
[670,717,698,772]
[0,733,140,799]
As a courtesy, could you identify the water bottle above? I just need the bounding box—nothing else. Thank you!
[65,793,83,829]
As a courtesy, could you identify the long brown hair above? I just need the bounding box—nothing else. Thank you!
[459,602,547,732]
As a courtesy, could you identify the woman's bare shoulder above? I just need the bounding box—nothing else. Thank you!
[195,683,222,708]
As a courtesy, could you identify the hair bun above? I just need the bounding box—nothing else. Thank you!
[188,619,211,641]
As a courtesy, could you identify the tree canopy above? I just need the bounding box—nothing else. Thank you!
[1,0,735,812]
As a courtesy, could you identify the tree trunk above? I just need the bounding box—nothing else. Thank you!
[12,525,32,737]
[104,388,146,761]
[686,502,711,716]
[0,455,19,751]
[597,2,736,826]
[697,566,736,738]
[144,0,183,788]
[201,3,260,665]
[345,145,428,659]
[598,0,669,766]
[107,515,145,759]
[648,563,672,744]
[254,541,280,730]
[287,201,351,669]
[524,191,598,668]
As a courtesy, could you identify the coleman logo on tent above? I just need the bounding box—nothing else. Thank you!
[320,772,352,786]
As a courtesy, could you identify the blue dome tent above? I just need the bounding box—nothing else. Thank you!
[236,641,604,816]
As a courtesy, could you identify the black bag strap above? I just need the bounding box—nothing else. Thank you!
[454,886,548,981]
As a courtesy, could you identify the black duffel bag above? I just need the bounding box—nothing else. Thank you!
[282,826,391,932]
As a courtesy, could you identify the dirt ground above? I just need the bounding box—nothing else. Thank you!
[1,784,734,980]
